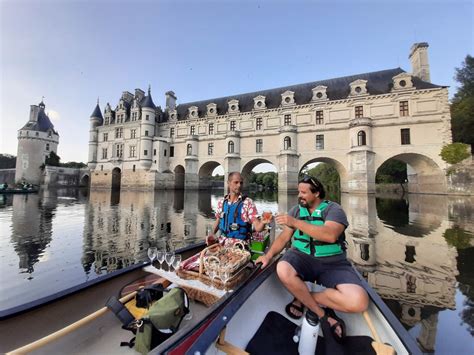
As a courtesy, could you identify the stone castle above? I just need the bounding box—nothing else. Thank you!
[88,42,453,193]
[15,100,59,185]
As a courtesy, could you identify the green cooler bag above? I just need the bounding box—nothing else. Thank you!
[135,287,189,354]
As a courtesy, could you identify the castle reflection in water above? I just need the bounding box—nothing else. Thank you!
[2,189,473,352]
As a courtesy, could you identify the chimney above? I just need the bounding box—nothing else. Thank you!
[409,42,431,83]
[29,105,40,122]
[165,91,177,111]
[135,88,145,102]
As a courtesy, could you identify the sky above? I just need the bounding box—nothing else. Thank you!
[1,0,473,170]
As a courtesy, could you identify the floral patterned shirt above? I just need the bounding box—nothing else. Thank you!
[215,194,259,224]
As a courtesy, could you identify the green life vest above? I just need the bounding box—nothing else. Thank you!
[291,201,344,257]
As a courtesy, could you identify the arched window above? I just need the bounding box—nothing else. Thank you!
[228,141,235,153]
[187,144,192,155]
[357,130,366,146]
[284,136,291,150]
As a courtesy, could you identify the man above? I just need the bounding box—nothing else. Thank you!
[207,172,270,246]
[256,176,368,343]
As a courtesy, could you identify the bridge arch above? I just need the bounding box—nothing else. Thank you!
[111,168,121,190]
[375,153,446,194]
[241,158,278,189]
[80,174,90,187]
[198,161,223,190]
[299,157,349,192]
[174,165,185,190]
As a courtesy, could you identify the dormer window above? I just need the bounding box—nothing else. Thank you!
[207,103,217,117]
[281,91,295,106]
[349,79,368,96]
[228,99,239,114]
[253,95,266,110]
[392,73,414,91]
[169,109,177,121]
[188,106,198,119]
[311,85,328,101]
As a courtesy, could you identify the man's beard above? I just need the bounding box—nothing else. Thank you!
[298,198,309,208]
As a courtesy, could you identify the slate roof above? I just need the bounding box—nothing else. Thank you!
[90,103,104,124]
[21,106,57,134]
[141,91,156,109]
[164,68,443,122]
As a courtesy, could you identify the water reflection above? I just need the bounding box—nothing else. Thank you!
[343,193,474,352]
[0,189,473,352]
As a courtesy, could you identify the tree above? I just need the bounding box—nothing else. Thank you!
[376,160,407,184]
[0,154,16,169]
[451,55,474,150]
[440,143,470,164]
[306,163,340,191]
[45,151,61,167]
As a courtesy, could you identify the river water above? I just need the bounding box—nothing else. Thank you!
[0,188,473,353]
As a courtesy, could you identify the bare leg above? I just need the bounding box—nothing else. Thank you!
[277,261,369,337]
[276,261,325,318]
[311,284,369,313]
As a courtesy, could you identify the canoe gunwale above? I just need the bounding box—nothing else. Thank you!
[353,266,422,355]
[170,256,423,355]
[165,259,277,354]
[0,241,206,320]
[153,260,271,354]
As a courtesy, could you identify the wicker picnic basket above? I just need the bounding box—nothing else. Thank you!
[175,242,251,306]
[177,242,251,287]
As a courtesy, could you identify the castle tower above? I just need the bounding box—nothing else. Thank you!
[409,42,431,83]
[88,99,103,170]
[15,99,59,184]
[139,87,156,169]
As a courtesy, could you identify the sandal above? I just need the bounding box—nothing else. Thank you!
[285,298,304,320]
[323,307,346,343]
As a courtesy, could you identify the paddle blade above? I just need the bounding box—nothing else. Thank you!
[372,341,396,355]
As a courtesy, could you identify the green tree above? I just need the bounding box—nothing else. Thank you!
[440,143,471,164]
[60,161,87,168]
[376,160,407,184]
[306,163,340,191]
[45,151,61,167]
[451,55,474,150]
[0,154,16,169]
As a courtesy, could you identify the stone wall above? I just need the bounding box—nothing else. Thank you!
[447,156,474,195]
[43,166,89,187]
[0,169,16,184]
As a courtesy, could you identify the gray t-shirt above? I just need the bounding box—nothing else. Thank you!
[288,201,349,229]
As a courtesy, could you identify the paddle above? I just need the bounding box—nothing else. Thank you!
[7,276,169,354]
[362,311,396,355]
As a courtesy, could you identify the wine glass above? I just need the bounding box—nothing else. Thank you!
[207,267,216,289]
[220,267,231,291]
[171,254,181,272]
[147,247,157,265]
[165,252,175,271]
[156,250,165,270]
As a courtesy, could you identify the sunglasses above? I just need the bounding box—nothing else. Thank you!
[299,175,321,189]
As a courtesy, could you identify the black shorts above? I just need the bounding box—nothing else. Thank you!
[279,248,363,289]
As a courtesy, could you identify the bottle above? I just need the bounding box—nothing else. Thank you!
[293,325,301,343]
[298,310,320,355]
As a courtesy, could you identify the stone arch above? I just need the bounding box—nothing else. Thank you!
[376,153,446,194]
[299,157,348,192]
[80,174,90,187]
[241,158,278,190]
[111,168,121,190]
[198,161,223,190]
[174,165,185,190]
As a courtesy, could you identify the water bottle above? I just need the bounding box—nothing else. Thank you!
[298,310,320,355]
[293,325,301,343]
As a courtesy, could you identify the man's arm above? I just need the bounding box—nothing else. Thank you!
[275,215,344,244]
[255,226,293,267]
